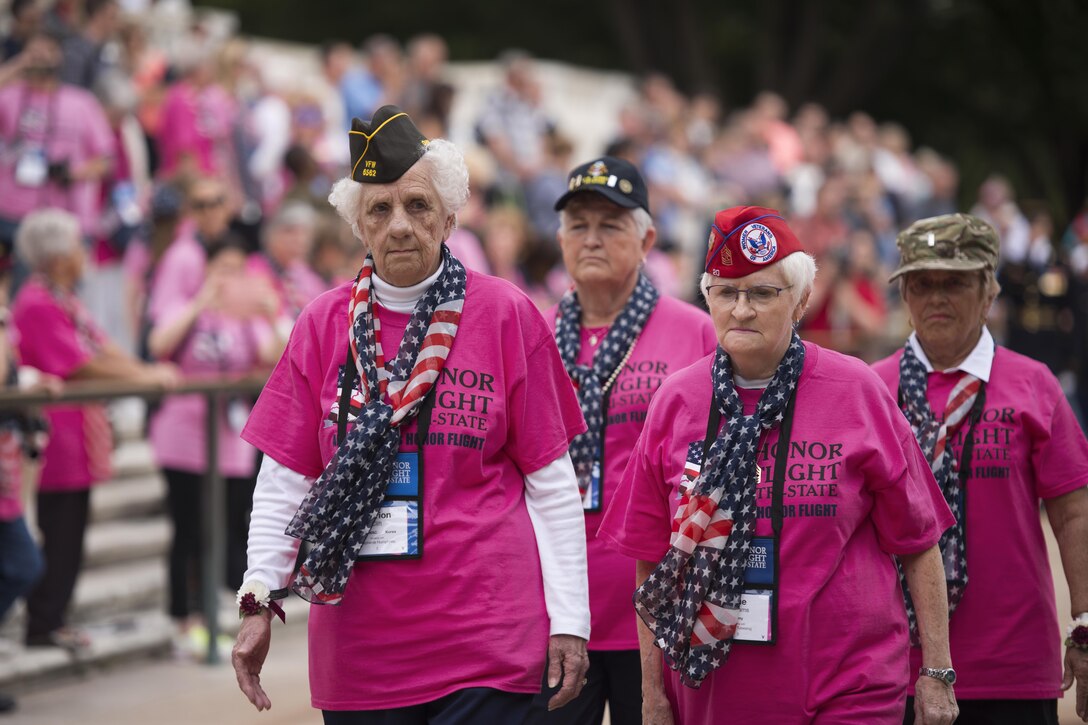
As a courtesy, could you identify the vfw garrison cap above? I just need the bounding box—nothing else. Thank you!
[704,206,805,278]
[889,213,999,282]
[349,105,429,184]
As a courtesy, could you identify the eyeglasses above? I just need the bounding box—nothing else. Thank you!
[905,276,978,297]
[705,284,792,308]
[190,196,226,211]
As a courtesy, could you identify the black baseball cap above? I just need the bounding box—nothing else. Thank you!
[554,156,650,214]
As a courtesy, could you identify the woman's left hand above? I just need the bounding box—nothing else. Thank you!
[544,634,588,711]
[1063,645,1088,721]
[913,676,958,724]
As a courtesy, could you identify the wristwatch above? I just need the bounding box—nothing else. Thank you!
[919,667,957,685]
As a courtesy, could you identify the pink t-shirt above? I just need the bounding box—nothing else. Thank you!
[156,81,237,179]
[0,427,25,520]
[546,295,717,650]
[245,253,329,321]
[241,272,586,710]
[598,343,954,724]
[12,278,111,491]
[146,237,268,477]
[0,81,115,234]
[872,346,1088,700]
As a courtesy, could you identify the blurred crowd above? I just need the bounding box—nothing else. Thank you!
[0,0,1087,693]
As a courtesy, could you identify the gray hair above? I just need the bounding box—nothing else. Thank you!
[15,208,82,271]
[328,138,469,242]
[701,251,818,310]
[558,205,654,240]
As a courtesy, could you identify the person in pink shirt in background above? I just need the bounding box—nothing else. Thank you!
[598,206,958,724]
[531,156,716,725]
[155,40,241,207]
[872,213,1088,725]
[0,31,114,272]
[10,208,177,651]
[246,200,328,336]
[145,235,281,656]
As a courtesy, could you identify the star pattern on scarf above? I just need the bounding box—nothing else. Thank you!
[555,273,659,503]
[634,334,804,688]
[895,342,980,645]
[284,245,467,605]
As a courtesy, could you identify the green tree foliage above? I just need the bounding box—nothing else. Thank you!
[196,0,1088,225]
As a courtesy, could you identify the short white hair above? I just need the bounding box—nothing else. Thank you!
[558,204,654,240]
[701,251,818,308]
[15,208,82,271]
[328,138,469,242]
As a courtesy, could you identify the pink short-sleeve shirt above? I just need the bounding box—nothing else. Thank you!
[0,81,115,234]
[598,343,954,724]
[872,345,1088,700]
[546,294,717,650]
[242,271,587,710]
[12,278,111,490]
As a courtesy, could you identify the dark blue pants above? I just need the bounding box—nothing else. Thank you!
[526,649,641,725]
[905,697,1058,725]
[0,515,44,621]
[322,688,533,725]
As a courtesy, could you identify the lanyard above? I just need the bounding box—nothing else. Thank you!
[897,381,988,488]
[12,83,59,154]
[336,342,436,479]
[702,387,797,535]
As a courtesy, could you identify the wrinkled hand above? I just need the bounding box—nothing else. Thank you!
[545,634,588,711]
[642,684,674,725]
[1063,645,1088,721]
[913,676,958,725]
[232,612,272,711]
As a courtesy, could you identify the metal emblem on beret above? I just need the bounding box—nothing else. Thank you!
[587,161,608,177]
[739,222,778,264]
[619,179,633,193]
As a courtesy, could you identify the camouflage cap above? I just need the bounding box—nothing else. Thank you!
[889,213,999,282]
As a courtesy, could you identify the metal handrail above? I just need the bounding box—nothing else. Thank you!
[0,371,270,665]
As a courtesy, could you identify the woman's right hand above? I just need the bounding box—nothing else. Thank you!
[643,683,674,725]
[232,611,273,711]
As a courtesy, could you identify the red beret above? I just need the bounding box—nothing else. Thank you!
[704,206,805,278]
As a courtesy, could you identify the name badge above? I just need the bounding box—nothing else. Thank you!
[744,537,775,585]
[582,458,601,511]
[734,589,773,642]
[359,500,420,557]
[15,148,47,188]
[386,452,419,496]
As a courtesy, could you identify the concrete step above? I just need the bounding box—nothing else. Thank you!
[0,593,312,691]
[111,439,158,479]
[90,473,165,524]
[84,518,171,569]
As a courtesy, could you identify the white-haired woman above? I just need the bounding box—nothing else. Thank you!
[231,106,591,723]
[11,208,177,650]
[529,156,716,725]
[598,206,959,724]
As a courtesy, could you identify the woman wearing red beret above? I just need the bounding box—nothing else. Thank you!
[598,206,959,724]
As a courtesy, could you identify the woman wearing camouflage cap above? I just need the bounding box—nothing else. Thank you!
[872,213,1088,724]
[599,206,958,724]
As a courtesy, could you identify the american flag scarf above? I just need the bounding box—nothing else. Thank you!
[896,341,981,644]
[635,334,804,688]
[555,272,658,499]
[285,244,466,604]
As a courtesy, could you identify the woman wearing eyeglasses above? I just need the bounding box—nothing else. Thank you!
[598,205,959,724]
[871,213,1088,725]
